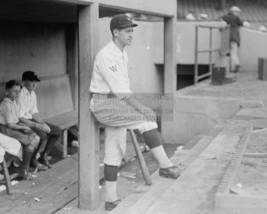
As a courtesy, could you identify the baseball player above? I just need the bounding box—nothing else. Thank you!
[90,14,181,211]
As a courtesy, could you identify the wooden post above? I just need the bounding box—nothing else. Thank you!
[161,15,176,140]
[62,129,68,158]
[78,3,99,210]
[164,16,176,94]
[66,24,78,110]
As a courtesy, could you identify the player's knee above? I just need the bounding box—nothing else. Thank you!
[25,143,35,152]
[103,159,122,168]
[49,124,61,136]
[139,121,158,134]
[29,135,40,150]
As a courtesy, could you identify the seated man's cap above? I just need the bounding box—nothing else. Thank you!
[22,71,40,82]
[230,6,241,13]
[110,14,138,32]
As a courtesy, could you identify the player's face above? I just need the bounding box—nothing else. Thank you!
[232,11,240,17]
[115,27,134,46]
[24,80,38,92]
[7,85,21,100]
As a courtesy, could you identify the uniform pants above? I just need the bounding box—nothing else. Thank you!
[230,41,240,71]
[90,95,158,166]
[31,122,61,153]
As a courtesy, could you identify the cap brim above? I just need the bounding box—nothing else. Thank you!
[28,77,40,82]
[118,23,138,29]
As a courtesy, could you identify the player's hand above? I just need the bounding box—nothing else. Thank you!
[23,126,32,131]
[43,123,51,133]
[21,126,33,134]
[141,107,156,122]
[35,123,47,132]
[221,21,228,28]
[243,21,250,27]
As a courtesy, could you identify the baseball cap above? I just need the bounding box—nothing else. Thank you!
[22,71,40,82]
[230,6,241,13]
[110,14,138,32]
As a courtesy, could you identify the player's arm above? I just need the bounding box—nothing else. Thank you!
[123,96,156,121]
[6,122,31,131]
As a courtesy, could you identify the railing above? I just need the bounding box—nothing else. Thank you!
[194,25,224,84]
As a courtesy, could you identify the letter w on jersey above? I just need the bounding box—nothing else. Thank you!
[109,65,117,72]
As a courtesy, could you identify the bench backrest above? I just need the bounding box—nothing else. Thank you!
[35,74,74,119]
[0,74,74,119]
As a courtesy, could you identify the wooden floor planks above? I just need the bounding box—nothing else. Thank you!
[0,138,138,214]
[0,155,80,214]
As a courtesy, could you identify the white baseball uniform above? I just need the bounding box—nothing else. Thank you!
[90,41,157,166]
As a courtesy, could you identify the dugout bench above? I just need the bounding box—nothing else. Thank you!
[36,74,78,158]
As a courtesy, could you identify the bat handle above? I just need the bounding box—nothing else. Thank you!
[129,129,152,186]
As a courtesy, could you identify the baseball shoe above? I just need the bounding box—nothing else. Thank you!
[159,165,181,179]
[18,168,34,180]
[105,199,121,211]
[30,159,48,172]
[39,156,52,168]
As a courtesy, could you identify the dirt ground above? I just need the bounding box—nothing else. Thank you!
[234,130,267,196]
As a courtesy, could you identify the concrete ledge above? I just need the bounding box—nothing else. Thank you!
[144,120,250,214]
[234,107,267,120]
[161,96,241,144]
[110,122,224,214]
[240,100,264,109]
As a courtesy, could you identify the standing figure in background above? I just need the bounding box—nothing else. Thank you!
[221,6,249,73]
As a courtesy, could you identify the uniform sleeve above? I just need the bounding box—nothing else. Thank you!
[1,103,18,124]
[18,91,38,118]
[18,97,27,118]
[18,94,28,118]
[29,92,38,115]
[96,56,132,100]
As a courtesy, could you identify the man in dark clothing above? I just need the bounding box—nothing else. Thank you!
[222,6,243,73]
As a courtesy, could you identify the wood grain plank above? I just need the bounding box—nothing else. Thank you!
[78,3,100,210]
[36,76,74,119]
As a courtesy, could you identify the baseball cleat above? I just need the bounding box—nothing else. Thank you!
[105,199,122,211]
[159,165,181,179]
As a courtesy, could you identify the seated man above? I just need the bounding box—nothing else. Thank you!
[18,71,61,169]
[0,80,39,180]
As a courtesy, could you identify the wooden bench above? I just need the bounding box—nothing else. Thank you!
[0,74,78,158]
[0,74,77,193]
[36,74,78,158]
[44,111,78,158]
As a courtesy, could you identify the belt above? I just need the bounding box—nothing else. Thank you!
[92,93,117,99]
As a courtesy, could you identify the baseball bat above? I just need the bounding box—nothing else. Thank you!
[129,129,152,186]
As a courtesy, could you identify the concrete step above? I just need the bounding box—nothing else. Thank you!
[234,107,267,120]
[137,120,251,214]
[111,120,252,214]
[110,121,225,214]
[239,100,264,109]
